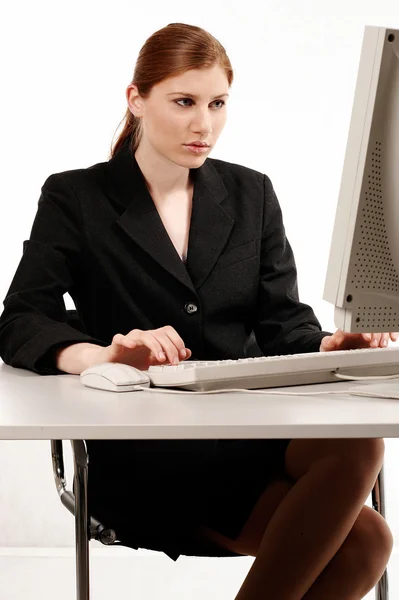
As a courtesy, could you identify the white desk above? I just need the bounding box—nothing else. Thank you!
[0,361,394,600]
[1,362,399,439]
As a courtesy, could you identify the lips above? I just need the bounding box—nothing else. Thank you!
[186,143,209,147]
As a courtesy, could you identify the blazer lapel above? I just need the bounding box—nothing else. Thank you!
[105,136,235,292]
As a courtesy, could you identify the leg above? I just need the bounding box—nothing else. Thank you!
[233,438,391,600]
[194,489,392,599]
[195,438,392,600]
[302,505,393,599]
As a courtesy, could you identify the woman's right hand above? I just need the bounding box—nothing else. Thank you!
[89,326,192,371]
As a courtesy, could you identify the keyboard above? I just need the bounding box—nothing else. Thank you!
[144,347,399,391]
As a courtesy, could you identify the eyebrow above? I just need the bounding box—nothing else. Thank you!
[166,92,229,99]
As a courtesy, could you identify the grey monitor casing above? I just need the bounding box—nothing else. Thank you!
[323,25,399,332]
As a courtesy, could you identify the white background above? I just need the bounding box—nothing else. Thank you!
[1,0,399,596]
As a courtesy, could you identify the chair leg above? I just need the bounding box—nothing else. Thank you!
[372,465,388,600]
[72,441,90,600]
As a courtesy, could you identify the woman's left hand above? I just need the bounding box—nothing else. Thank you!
[320,329,399,352]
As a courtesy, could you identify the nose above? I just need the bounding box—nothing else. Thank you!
[191,107,213,135]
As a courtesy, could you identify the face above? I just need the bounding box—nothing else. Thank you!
[126,64,229,167]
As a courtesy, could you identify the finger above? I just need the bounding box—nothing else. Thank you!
[112,333,137,348]
[327,328,348,346]
[320,335,337,351]
[124,330,168,362]
[152,331,185,364]
[333,329,347,345]
[379,333,390,348]
[363,332,378,347]
[157,326,189,361]
[370,333,382,347]
[126,330,180,364]
[390,332,399,342]
[178,347,192,360]
[361,332,382,347]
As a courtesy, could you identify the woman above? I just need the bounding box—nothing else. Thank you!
[0,22,395,600]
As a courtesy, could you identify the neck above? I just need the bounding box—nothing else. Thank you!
[134,143,193,198]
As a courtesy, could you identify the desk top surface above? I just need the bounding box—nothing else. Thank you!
[1,363,399,439]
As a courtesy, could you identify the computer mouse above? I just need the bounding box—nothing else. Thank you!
[80,362,151,392]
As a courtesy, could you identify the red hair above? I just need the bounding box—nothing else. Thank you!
[109,22,234,158]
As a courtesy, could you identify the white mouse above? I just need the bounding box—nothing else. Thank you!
[80,362,151,392]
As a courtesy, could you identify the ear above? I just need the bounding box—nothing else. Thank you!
[126,84,144,117]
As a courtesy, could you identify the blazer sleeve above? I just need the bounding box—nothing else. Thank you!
[0,173,108,375]
[253,174,332,356]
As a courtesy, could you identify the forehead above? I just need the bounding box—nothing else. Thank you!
[155,65,229,95]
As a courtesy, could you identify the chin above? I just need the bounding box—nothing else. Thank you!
[186,156,208,168]
[175,150,208,167]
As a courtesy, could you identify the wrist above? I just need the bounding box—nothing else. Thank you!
[80,344,104,369]
[55,342,103,374]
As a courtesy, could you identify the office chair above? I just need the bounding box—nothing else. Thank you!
[52,311,389,600]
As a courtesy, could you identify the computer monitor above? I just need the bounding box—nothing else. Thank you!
[323,25,399,333]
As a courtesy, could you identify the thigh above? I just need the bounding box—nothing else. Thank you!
[284,438,385,482]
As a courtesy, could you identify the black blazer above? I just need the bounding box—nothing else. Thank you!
[0,136,330,374]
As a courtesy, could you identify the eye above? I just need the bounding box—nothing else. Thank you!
[175,99,225,108]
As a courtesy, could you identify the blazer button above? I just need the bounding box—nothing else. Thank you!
[184,302,198,314]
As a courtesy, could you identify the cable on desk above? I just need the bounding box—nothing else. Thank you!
[333,371,399,381]
[136,387,353,396]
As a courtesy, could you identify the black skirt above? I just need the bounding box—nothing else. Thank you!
[86,437,292,561]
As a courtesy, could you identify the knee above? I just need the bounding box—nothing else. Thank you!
[346,505,393,582]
